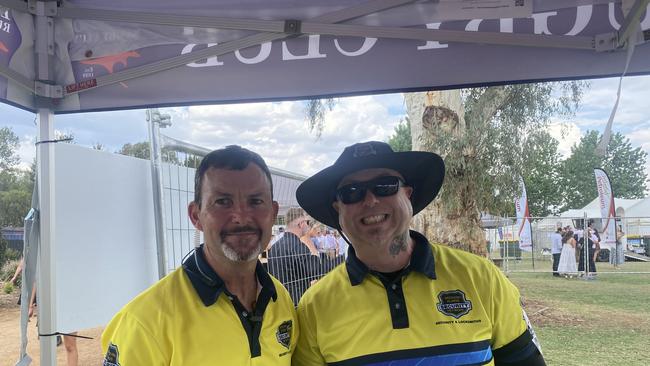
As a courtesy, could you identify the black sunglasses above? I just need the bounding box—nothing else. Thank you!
[336,176,406,204]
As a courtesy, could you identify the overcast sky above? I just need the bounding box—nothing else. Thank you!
[3,75,650,182]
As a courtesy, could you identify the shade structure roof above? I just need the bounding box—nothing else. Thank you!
[0,0,648,113]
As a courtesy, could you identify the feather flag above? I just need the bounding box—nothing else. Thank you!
[594,168,617,249]
[515,176,533,252]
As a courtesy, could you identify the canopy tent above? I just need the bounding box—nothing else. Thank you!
[0,0,649,113]
[1,0,649,365]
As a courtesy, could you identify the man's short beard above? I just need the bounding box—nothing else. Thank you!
[221,241,263,262]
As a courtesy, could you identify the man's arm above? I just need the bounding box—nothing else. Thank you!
[10,259,24,284]
[492,329,546,365]
[292,300,326,366]
[488,263,546,366]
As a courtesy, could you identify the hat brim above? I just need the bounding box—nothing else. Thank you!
[296,151,445,229]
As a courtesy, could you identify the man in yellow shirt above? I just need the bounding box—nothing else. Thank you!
[102,145,297,365]
[293,141,545,366]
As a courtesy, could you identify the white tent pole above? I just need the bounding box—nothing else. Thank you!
[36,108,56,366]
[33,0,58,364]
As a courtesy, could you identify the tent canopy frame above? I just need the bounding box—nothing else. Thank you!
[0,0,648,104]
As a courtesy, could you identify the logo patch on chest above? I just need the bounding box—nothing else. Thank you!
[276,320,292,349]
[436,290,473,319]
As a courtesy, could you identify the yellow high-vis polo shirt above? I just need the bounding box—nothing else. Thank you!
[101,245,297,365]
[293,230,541,366]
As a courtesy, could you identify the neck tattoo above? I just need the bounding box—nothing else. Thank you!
[388,232,409,257]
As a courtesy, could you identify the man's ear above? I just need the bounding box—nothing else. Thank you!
[332,200,341,214]
[272,200,279,220]
[188,201,203,231]
[403,186,413,199]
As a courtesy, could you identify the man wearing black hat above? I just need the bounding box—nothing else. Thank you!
[292,141,545,366]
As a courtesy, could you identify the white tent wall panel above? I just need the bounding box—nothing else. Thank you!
[53,143,158,332]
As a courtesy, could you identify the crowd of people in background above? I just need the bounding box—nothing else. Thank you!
[265,208,349,305]
[550,219,626,280]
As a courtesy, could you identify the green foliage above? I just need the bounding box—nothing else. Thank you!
[421,81,586,217]
[55,131,75,143]
[0,126,20,171]
[183,155,202,169]
[3,282,13,294]
[559,130,647,211]
[304,98,336,138]
[521,131,563,217]
[0,236,6,269]
[5,248,20,261]
[0,167,33,228]
[117,142,181,164]
[387,118,412,152]
[1,258,20,283]
[0,189,31,227]
[118,142,150,159]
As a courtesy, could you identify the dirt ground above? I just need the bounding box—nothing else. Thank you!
[0,289,103,366]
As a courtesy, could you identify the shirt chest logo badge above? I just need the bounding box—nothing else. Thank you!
[276,320,292,349]
[436,290,473,319]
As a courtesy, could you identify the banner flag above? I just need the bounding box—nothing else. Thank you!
[515,176,533,252]
[594,168,616,249]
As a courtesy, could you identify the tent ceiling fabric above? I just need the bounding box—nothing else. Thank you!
[0,0,648,113]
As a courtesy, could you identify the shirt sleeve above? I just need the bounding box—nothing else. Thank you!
[101,310,168,366]
[292,299,326,366]
[487,263,544,365]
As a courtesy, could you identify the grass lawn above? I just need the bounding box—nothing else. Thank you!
[507,262,650,366]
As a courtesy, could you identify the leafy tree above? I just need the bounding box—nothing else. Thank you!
[118,142,150,160]
[559,130,647,211]
[0,128,32,228]
[117,141,180,164]
[405,82,584,254]
[183,155,203,169]
[305,99,335,138]
[0,188,31,227]
[55,131,75,143]
[387,117,412,152]
[306,83,585,254]
[521,131,563,217]
[0,127,20,171]
[1,130,75,229]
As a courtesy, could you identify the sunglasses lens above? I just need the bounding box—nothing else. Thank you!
[336,176,403,204]
[338,185,366,204]
[372,176,401,197]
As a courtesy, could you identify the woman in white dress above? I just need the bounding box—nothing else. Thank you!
[558,231,578,278]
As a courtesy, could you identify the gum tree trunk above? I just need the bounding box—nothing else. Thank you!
[405,91,487,255]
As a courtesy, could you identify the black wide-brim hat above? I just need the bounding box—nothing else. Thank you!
[296,141,445,230]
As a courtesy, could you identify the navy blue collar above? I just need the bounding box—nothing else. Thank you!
[345,230,437,286]
[183,245,277,307]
